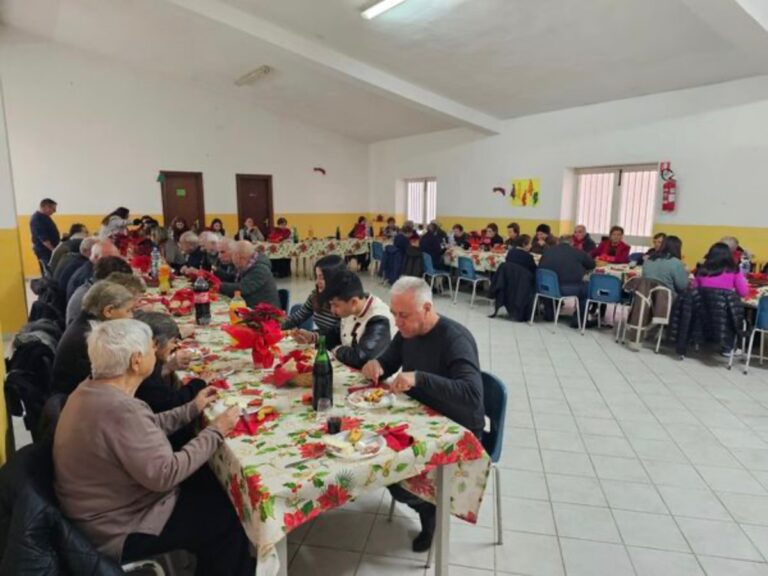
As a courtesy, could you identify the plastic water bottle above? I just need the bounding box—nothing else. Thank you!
[150,246,161,278]
[740,254,751,276]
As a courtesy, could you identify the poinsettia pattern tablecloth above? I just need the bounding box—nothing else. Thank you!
[174,297,490,576]
[444,247,506,273]
[254,239,371,260]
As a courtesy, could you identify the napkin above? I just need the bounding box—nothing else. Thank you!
[377,423,413,452]
[209,379,230,390]
[231,409,279,437]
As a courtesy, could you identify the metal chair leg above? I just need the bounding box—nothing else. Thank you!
[494,465,503,545]
[453,277,462,304]
[761,331,765,365]
[745,329,757,374]
[655,325,664,353]
[553,299,563,331]
[581,298,592,335]
[529,294,539,325]
[387,497,395,522]
[470,282,477,307]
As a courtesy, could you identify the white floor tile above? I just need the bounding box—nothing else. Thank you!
[498,446,544,471]
[644,461,708,489]
[546,474,607,507]
[289,545,360,576]
[537,429,586,453]
[303,510,376,552]
[576,417,625,437]
[741,523,768,560]
[499,496,556,536]
[697,556,768,576]
[613,509,690,552]
[364,514,426,561]
[559,538,634,576]
[601,479,668,514]
[719,493,768,526]
[676,517,763,561]
[628,547,704,576]
[541,450,596,477]
[697,466,768,496]
[591,455,651,483]
[498,469,549,500]
[657,485,732,521]
[495,531,564,575]
[552,502,621,543]
[446,524,496,571]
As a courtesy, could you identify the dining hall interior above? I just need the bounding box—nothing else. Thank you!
[3,0,768,575]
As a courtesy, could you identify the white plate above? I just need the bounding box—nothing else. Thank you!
[346,389,395,410]
[323,431,386,461]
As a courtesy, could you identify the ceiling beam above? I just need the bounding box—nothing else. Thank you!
[164,0,502,135]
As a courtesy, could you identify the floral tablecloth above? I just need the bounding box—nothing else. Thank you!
[170,294,489,575]
[254,239,370,260]
[443,247,507,273]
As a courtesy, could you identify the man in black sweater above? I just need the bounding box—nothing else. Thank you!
[362,277,484,553]
[538,234,595,325]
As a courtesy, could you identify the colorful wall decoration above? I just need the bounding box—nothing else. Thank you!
[509,179,540,207]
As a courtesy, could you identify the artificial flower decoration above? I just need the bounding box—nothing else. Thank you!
[166,288,194,316]
[222,304,286,368]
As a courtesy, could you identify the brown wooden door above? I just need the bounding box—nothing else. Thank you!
[160,171,206,231]
[236,174,273,237]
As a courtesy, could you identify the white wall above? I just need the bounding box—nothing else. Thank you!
[0,30,370,217]
[0,79,18,228]
[370,75,768,227]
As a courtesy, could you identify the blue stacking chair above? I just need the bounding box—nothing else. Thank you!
[371,241,384,279]
[581,274,623,335]
[481,371,507,545]
[744,295,768,374]
[422,253,452,295]
[628,252,645,265]
[278,289,290,313]
[529,268,582,330]
[453,256,490,307]
[288,304,314,331]
[388,370,508,560]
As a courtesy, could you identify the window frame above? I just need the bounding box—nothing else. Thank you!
[405,177,437,226]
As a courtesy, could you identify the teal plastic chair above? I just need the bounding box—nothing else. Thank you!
[453,256,490,307]
[422,253,452,295]
[581,274,623,334]
[529,268,582,331]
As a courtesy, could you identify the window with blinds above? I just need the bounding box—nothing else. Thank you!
[406,178,437,225]
[575,165,658,250]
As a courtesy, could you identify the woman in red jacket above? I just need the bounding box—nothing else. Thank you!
[591,226,630,264]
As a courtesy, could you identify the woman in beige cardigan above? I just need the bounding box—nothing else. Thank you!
[53,319,255,575]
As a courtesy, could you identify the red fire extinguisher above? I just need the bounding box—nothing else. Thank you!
[660,161,677,213]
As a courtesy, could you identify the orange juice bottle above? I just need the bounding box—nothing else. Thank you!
[229,291,246,324]
[158,263,171,294]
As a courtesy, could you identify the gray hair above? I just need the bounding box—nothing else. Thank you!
[233,240,256,258]
[179,231,199,248]
[90,240,115,261]
[82,281,134,319]
[721,236,738,252]
[199,230,219,244]
[88,319,153,379]
[559,234,573,244]
[219,237,236,251]
[390,276,432,306]
[79,236,99,257]
[134,310,181,346]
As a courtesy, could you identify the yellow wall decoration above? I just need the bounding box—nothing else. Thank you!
[510,179,541,207]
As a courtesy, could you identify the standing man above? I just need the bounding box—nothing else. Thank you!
[362,277,484,553]
[30,198,61,267]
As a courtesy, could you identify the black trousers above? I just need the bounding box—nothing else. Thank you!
[122,467,256,576]
[272,258,292,278]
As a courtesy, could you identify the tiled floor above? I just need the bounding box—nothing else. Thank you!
[11,272,768,575]
[277,273,768,575]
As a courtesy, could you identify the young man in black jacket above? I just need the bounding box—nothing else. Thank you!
[323,271,394,369]
[362,276,484,553]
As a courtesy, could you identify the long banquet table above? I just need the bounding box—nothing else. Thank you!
[254,238,371,276]
[160,286,490,576]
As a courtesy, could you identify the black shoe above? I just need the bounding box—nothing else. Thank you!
[413,509,436,553]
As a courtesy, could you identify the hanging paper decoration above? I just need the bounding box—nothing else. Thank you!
[660,161,677,212]
[509,179,541,207]
[313,167,326,175]
[493,187,506,196]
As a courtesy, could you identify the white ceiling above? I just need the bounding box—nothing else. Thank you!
[2,0,768,141]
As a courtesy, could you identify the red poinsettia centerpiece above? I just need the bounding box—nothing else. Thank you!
[222,303,286,368]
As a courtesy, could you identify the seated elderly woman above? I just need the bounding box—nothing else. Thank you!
[134,311,204,413]
[198,230,220,271]
[53,280,136,394]
[66,256,137,325]
[53,319,253,575]
[177,231,208,274]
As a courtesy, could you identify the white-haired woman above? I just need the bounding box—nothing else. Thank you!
[53,280,137,394]
[53,319,253,575]
[177,231,206,274]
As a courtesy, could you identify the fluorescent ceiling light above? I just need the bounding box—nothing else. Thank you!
[362,0,408,20]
